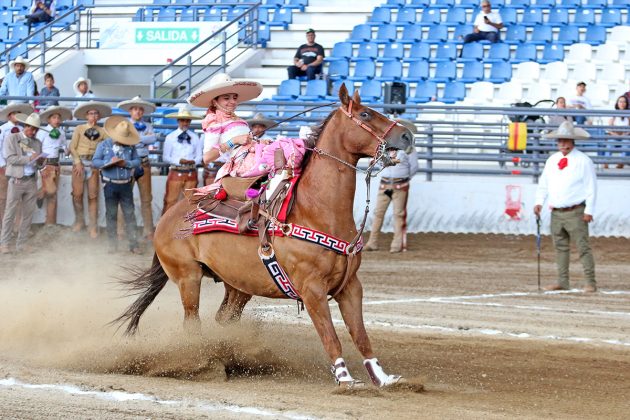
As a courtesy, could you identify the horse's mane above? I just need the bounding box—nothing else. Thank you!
[301,109,335,168]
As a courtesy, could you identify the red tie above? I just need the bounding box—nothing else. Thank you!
[558,157,568,170]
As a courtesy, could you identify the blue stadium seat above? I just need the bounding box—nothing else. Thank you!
[172,0,193,10]
[431,43,458,63]
[432,61,457,83]
[584,26,606,46]
[399,24,422,44]
[56,0,73,10]
[285,0,308,12]
[418,9,440,27]
[376,61,403,81]
[408,81,437,103]
[407,0,431,8]
[521,8,543,26]
[260,0,284,9]
[610,0,630,8]
[8,25,29,44]
[358,80,382,102]
[52,10,76,28]
[512,44,537,63]
[547,8,569,26]
[267,8,292,29]
[383,0,406,8]
[459,61,484,83]
[573,8,596,27]
[203,8,222,22]
[444,8,467,26]
[352,42,378,61]
[180,8,196,22]
[557,0,581,7]
[582,0,607,8]
[402,60,430,81]
[459,0,481,8]
[326,80,352,100]
[540,44,565,64]
[396,8,416,25]
[500,8,518,26]
[459,43,483,62]
[157,8,176,21]
[557,25,579,45]
[348,60,376,81]
[530,25,553,45]
[6,44,28,61]
[272,79,301,100]
[505,25,527,45]
[0,11,12,25]
[0,25,9,41]
[257,25,271,47]
[504,0,530,8]
[600,9,622,28]
[8,0,30,11]
[373,24,397,44]
[256,7,270,24]
[403,42,430,62]
[440,81,466,104]
[453,25,472,43]
[428,0,456,8]
[132,8,145,22]
[299,80,328,101]
[347,24,372,44]
[487,61,512,83]
[485,43,510,63]
[378,43,404,62]
[326,42,353,62]
[367,7,391,26]
[327,60,350,80]
[530,0,555,8]
[425,25,448,43]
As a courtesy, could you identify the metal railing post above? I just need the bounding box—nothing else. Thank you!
[221,31,227,71]
[426,124,434,182]
[76,9,81,49]
[533,132,540,183]
[187,55,192,97]
[40,40,46,73]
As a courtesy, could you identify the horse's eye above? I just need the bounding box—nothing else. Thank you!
[359,111,371,120]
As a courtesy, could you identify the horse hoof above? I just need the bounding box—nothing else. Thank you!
[339,379,365,389]
[380,375,403,387]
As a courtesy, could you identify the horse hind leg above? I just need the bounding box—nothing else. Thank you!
[335,275,403,387]
[160,257,204,330]
[215,283,252,325]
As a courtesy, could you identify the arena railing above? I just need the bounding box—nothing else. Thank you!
[1,95,628,181]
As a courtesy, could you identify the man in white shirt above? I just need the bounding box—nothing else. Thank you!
[567,82,592,125]
[534,121,597,293]
[464,1,503,44]
[161,106,202,214]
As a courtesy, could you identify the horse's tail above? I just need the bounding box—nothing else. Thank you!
[111,253,169,335]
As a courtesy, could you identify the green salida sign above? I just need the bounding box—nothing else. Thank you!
[135,27,199,44]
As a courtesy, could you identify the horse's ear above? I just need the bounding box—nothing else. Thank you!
[339,83,349,106]
[352,89,361,106]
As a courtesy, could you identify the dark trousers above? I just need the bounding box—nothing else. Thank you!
[25,10,53,32]
[104,181,138,250]
[463,31,499,44]
[287,64,322,80]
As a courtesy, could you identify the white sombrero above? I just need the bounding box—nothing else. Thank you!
[0,103,33,120]
[246,112,275,129]
[395,118,417,134]
[73,101,113,120]
[73,77,92,95]
[187,73,263,108]
[117,96,157,113]
[15,113,48,131]
[164,104,202,120]
[544,121,590,140]
[10,56,29,71]
[105,115,140,146]
[40,105,73,122]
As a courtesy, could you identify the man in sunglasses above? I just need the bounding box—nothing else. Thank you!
[464,1,503,44]
[0,103,34,231]
[69,101,112,238]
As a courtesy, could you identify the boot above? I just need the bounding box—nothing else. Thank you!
[88,198,99,239]
[72,200,84,232]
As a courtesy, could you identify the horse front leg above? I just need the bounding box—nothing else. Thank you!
[301,284,364,388]
[335,275,403,387]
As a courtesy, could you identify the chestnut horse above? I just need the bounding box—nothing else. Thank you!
[114,86,413,387]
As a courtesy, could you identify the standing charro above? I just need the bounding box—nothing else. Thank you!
[117,96,157,241]
[36,105,72,226]
[69,101,112,237]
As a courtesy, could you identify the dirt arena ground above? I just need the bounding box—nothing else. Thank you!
[0,227,629,419]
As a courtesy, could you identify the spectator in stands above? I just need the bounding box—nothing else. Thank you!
[534,121,597,293]
[117,96,157,241]
[567,82,591,125]
[547,97,573,127]
[69,101,111,238]
[36,105,71,225]
[604,95,629,169]
[25,1,56,34]
[246,113,275,140]
[161,106,202,214]
[287,29,325,80]
[92,116,142,254]
[0,57,35,104]
[73,77,94,105]
[39,73,60,107]
[0,103,34,232]
[365,119,419,253]
[0,113,46,254]
[463,1,503,44]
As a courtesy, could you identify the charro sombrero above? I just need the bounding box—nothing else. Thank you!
[544,121,590,140]
[0,103,33,120]
[395,118,417,134]
[104,115,140,146]
[10,56,29,71]
[117,96,157,114]
[73,101,113,120]
[164,105,202,120]
[246,112,275,129]
[40,105,72,122]
[187,73,263,108]
[73,77,91,95]
[15,113,48,131]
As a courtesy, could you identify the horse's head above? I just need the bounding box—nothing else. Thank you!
[337,84,413,167]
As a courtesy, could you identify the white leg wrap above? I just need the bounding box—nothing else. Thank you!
[363,358,401,387]
[331,357,354,384]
